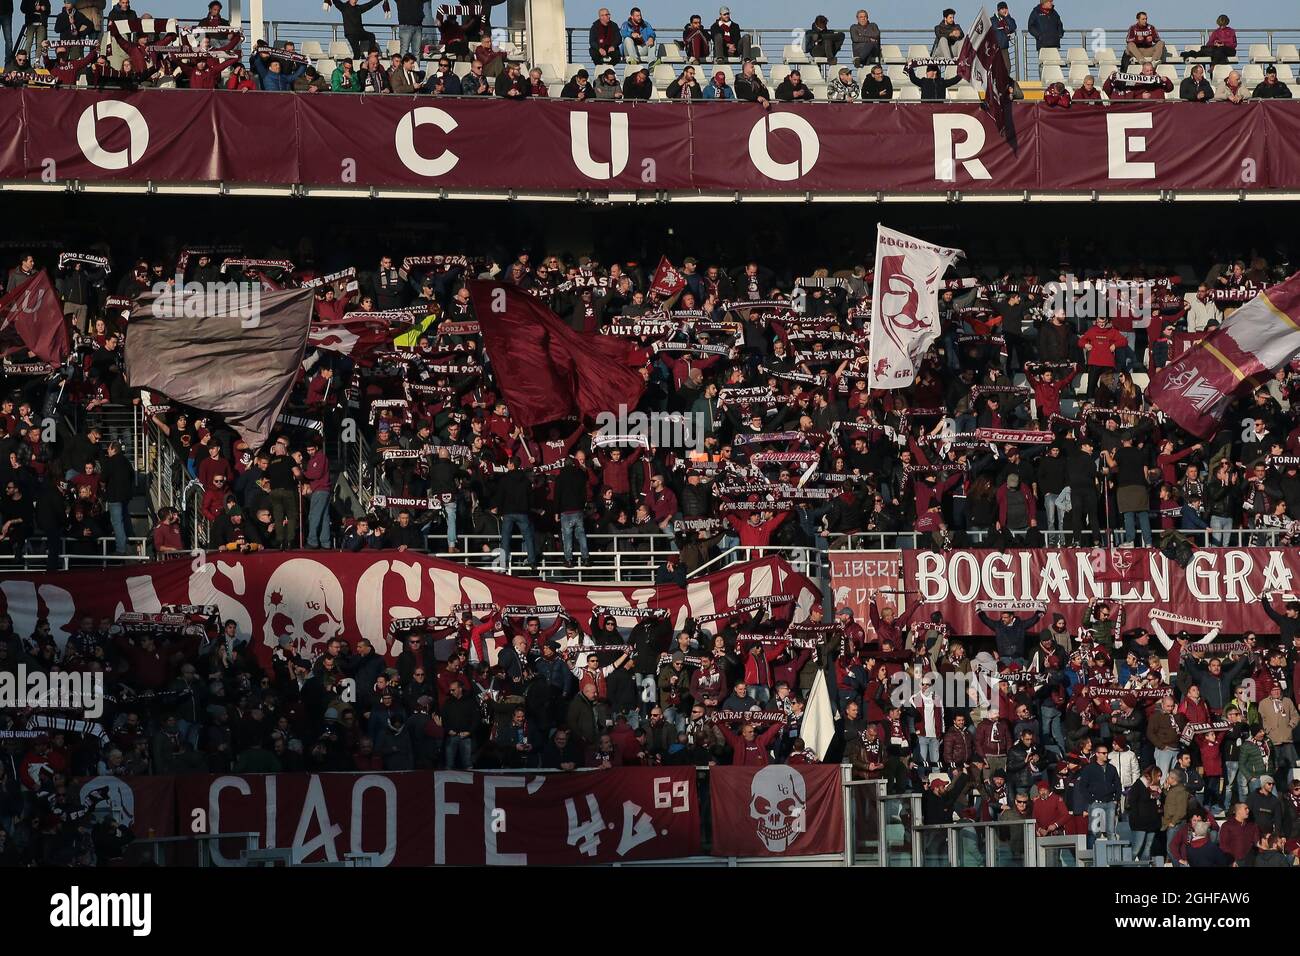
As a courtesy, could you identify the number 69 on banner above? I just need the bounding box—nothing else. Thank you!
[653,776,691,813]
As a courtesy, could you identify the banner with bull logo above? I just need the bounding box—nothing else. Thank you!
[867,225,964,389]
[0,552,819,663]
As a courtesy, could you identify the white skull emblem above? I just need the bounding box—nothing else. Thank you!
[261,558,345,658]
[749,764,807,852]
[79,776,135,828]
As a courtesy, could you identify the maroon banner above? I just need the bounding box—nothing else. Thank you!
[688,102,1038,192]
[435,766,699,864]
[296,95,695,190]
[0,552,818,664]
[904,547,1300,634]
[4,91,1300,193]
[709,764,843,857]
[1035,101,1263,191]
[74,775,175,839]
[174,772,437,866]
[828,549,905,636]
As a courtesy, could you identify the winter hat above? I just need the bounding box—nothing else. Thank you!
[1036,780,1052,792]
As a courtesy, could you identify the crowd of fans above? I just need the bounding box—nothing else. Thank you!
[4,242,1300,565]
[2,225,1300,864]
[3,4,1295,102]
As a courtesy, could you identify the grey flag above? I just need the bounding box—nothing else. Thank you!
[126,285,314,451]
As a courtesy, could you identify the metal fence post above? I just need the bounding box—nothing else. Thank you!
[840,764,854,866]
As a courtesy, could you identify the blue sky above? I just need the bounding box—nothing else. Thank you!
[125,1,1289,31]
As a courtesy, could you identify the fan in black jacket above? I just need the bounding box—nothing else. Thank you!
[494,62,529,98]
[861,65,894,100]
[560,69,593,99]
[332,0,382,57]
[1179,65,1214,102]
[907,62,961,100]
[622,66,653,99]
[775,69,815,101]
[734,62,770,105]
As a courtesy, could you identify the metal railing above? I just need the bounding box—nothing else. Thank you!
[126,831,261,867]
[563,24,1300,83]
[835,526,1288,551]
[430,531,678,583]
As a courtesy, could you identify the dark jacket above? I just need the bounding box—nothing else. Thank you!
[906,65,960,100]
[1027,3,1064,48]
[493,468,533,515]
[333,0,383,39]
[102,453,134,503]
[1126,779,1163,832]
[1074,760,1122,808]
[977,610,1044,660]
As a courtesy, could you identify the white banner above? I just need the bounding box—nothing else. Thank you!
[867,225,964,389]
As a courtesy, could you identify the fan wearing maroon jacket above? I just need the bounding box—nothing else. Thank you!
[864,588,921,647]
[1120,11,1165,71]
[1103,62,1173,100]
[1025,363,1076,424]
[724,509,789,547]
[1073,73,1102,101]
[1041,81,1071,107]
[720,720,782,766]
[41,41,97,85]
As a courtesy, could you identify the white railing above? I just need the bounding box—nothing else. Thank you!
[430,532,677,583]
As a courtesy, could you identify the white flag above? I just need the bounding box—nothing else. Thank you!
[802,668,837,762]
[867,225,965,389]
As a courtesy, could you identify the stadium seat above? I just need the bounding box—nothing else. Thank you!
[1038,48,1062,67]
[1212,63,1233,83]
[536,63,562,84]
[1243,64,1265,87]
[548,81,565,97]
[749,46,766,63]
[1163,44,1179,59]
[651,63,676,88]
[659,41,684,63]
[1155,64,1178,83]
[1041,64,1065,85]
[896,85,922,101]
[1066,47,1090,65]
[881,44,904,63]
[565,63,584,79]
[386,39,401,56]
[1277,44,1300,64]
[1095,48,1118,68]
[329,41,352,59]
[303,40,325,59]
[1249,43,1275,63]
[783,44,810,65]
[906,44,930,61]
[887,64,907,83]
[316,58,336,77]
[1068,64,1091,87]
[1278,64,1298,83]
[948,85,979,101]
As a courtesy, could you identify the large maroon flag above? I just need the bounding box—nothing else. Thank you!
[1149,271,1300,436]
[467,280,645,428]
[0,270,71,365]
